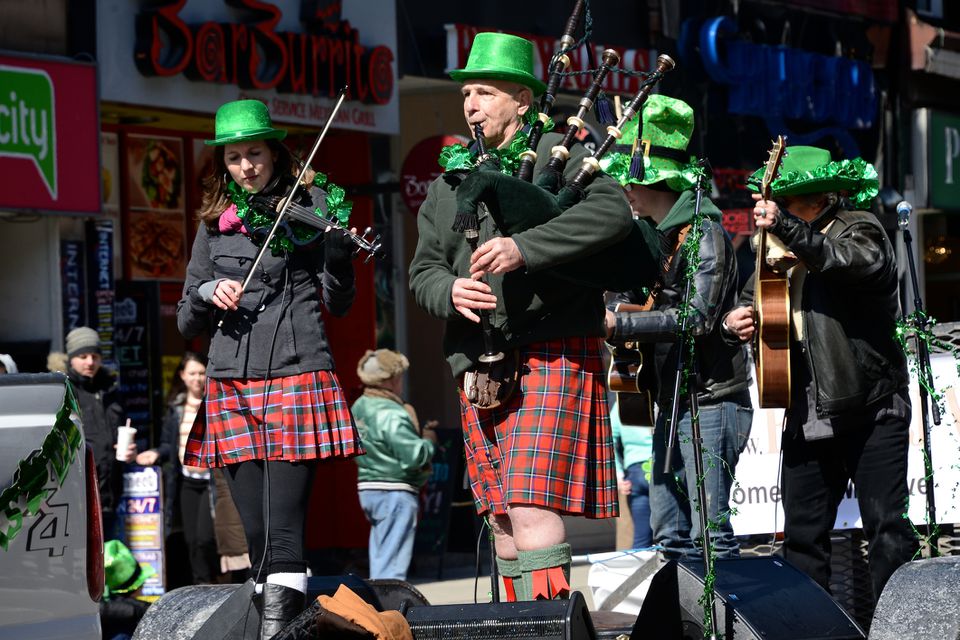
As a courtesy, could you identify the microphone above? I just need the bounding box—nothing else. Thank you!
[896,200,912,229]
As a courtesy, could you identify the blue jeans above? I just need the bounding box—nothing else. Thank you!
[625,462,653,548]
[359,489,419,580]
[650,400,752,561]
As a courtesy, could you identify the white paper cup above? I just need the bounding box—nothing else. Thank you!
[116,426,137,461]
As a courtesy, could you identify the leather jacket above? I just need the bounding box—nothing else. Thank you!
[608,192,750,408]
[738,204,908,418]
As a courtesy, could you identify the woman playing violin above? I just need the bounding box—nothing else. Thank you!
[177,99,362,639]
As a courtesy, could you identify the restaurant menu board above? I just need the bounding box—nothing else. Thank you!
[119,465,165,598]
[124,134,187,280]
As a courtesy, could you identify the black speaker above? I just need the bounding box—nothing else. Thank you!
[632,557,865,639]
[405,590,595,639]
[870,556,960,640]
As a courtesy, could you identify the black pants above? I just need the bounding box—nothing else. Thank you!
[179,476,218,584]
[781,397,918,599]
[224,459,316,579]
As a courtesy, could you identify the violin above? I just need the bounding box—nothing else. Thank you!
[249,189,384,262]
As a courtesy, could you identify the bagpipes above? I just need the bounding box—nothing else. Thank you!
[450,3,675,293]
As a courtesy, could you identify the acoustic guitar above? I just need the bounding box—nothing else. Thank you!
[753,136,791,408]
[606,302,656,427]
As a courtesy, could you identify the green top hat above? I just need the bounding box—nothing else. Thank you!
[449,32,547,95]
[104,540,157,598]
[600,94,697,192]
[746,145,879,209]
[205,99,287,146]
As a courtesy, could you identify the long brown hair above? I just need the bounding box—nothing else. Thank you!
[197,139,314,228]
[166,351,208,405]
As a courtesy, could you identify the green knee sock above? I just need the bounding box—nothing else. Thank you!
[518,543,572,600]
[496,556,526,601]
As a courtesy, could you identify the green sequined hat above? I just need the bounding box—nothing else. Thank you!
[449,32,547,95]
[205,100,287,146]
[600,94,696,192]
[104,540,156,598]
[746,145,879,209]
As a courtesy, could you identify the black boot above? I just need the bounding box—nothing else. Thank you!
[260,583,306,640]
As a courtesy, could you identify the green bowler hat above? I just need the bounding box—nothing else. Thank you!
[449,32,547,95]
[104,539,157,598]
[746,145,879,208]
[205,99,287,146]
[601,94,696,192]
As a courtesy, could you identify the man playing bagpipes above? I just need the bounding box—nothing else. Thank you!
[409,32,662,601]
[603,95,753,562]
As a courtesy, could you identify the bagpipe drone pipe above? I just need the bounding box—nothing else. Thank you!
[451,42,676,293]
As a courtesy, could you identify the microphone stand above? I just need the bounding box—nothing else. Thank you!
[662,160,719,639]
[899,204,941,556]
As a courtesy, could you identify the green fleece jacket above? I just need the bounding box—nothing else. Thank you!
[409,132,633,377]
[352,393,434,488]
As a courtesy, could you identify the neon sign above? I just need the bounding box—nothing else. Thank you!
[699,16,876,130]
[134,0,394,105]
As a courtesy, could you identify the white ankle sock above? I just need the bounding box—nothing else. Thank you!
[266,572,308,594]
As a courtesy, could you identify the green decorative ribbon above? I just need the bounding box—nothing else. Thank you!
[0,382,83,551]
[229,172,353,256]
[438,112,555,176]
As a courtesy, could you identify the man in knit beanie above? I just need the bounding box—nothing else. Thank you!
[352,349,436,580]
[65,327,132,537]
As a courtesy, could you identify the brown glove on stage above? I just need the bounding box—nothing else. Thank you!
[317,585,413,640]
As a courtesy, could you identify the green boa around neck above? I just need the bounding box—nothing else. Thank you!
[438,111,554,175]
[227,172,352,255]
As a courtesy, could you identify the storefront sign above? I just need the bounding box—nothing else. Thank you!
[86,220,116,369]
[119,465,164,597]
[0,54,99,214]
[699,16,876,129]
[60,240,87,332]
[928,110,960,210]
[445,23,656,95]
[99,0,398,134]
[400,135,467,213]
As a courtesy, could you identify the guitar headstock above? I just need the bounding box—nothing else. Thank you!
[760,135,787,201]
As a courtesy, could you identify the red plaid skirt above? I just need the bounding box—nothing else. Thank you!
[459,336,619,519]
[183,370,362,468]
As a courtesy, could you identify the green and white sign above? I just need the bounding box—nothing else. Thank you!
[0,65,56,198]
[929,110,960,211]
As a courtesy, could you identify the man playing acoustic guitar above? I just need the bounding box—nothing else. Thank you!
[603,95,753,562]
[724,145,918,600]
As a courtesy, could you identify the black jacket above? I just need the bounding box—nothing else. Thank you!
[177,178,355,379]
[739,205,908,418]
[68,367,125,515]
[155,394,187,533]
[608,192,750,408]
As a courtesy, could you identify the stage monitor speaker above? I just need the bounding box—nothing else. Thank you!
[632,556,865,640]
[405,590,595,640]
[870,555,960,640]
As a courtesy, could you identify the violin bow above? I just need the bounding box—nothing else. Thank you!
[217,87,348,329]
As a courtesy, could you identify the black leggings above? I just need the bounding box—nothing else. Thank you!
[224,459,316,578]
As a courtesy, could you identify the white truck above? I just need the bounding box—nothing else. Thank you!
[0,373,103,640]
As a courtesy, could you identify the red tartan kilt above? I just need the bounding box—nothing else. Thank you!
[460,336,619,518]
[184,370,362,468]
